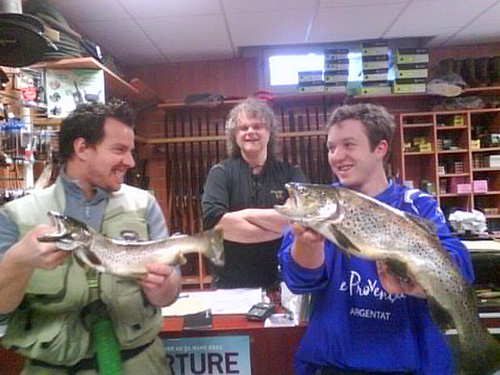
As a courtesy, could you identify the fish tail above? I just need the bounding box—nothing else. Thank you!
[203,228,225,266]
[459,332,500,375]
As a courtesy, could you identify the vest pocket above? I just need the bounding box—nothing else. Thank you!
[106,277,162,349]
[26,266,67,296]
[3,312,90,365]
[25,260,88,313]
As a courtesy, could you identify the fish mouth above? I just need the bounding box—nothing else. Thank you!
[38,211,73,242]
[275,183,343,224]
[275,182,318,220]
[37,211,92,250]
[274,183,301,217]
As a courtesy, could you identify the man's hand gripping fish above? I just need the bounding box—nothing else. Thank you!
[38,211,224,278]
[275,182,500,375]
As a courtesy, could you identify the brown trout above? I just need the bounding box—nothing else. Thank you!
[38,211,224,278]
[275,182,500,375]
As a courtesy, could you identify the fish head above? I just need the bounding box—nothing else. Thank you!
[274,182,345,226]
[37,211,94,251]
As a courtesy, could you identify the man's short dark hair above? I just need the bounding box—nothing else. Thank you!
[326,103,395,165]
[59,99,136,164]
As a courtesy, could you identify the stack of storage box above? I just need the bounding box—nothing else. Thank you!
[360,41,391,95]
[486,155,500,168]
[324,48,349,93]
[297,70,324,93]
[407,136,432,152]
[393,48,429,94]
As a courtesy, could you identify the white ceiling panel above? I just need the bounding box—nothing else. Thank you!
[76,19,155,56]
[446,23,500,46]
[227,9,316,46]
[464,1,500,24]
[320,0,409,7]
[425,32,459,47]
[119,0,222,18]
[40,0,500,66]
[167,47,234,62]
[47,0,129,22]
[311,4,405,42]
[136,15,233,54]
[112,44,165,66]
[388,0,499,35]
[222,0,318,14]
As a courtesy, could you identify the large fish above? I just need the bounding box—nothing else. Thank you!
[275,182,500,375]
[38,211,224,278]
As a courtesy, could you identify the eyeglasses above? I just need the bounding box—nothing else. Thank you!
[237,123,267,132]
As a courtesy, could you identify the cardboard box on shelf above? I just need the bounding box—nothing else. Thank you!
[324,82,347,93]
[324,70,349,83]
[298,70,323,84]
[362,55,389,70]
[452,115,465,126]
[487,155,500,167]
[396,48,429,64]
[352,81,392,96]
[412,136,427,145]
[363,68,388,82]
[297,82,325,93]
[473,180,489,193]
[393,78,426,94]
[362,41,388,56]
[395,63,428,78]
[449,176,466,193]
[456,183,472,194]
[324,48,349,61]
[418,142,432,152]
[325,59,350,70]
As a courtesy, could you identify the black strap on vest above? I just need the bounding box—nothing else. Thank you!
[29,340,154,375]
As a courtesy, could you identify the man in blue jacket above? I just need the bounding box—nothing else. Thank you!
[279,103,474,375]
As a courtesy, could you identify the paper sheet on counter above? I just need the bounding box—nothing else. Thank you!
[463,240,500,253]
[162,288,263,316]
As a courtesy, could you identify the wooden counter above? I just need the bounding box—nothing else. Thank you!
[0,314,307,375]
[160,314,307,375]
[3,306,499,375]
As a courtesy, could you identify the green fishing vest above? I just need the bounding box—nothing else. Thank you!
[0,178,164,366]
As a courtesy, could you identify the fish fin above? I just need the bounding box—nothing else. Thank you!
[327,224,361,254]
[458,332,500,375]
[74,248,103,269]
[427,296,454,331]
[404,213,438,236]
[84,250,103,267]
[386,260,410,281]
[201,228,225,266]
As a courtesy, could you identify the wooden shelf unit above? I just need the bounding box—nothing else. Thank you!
[396,106,500,232]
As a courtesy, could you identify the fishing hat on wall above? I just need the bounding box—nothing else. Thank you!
[0,0,57,67]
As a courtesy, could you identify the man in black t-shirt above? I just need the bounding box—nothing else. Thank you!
[202,99,306,288]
